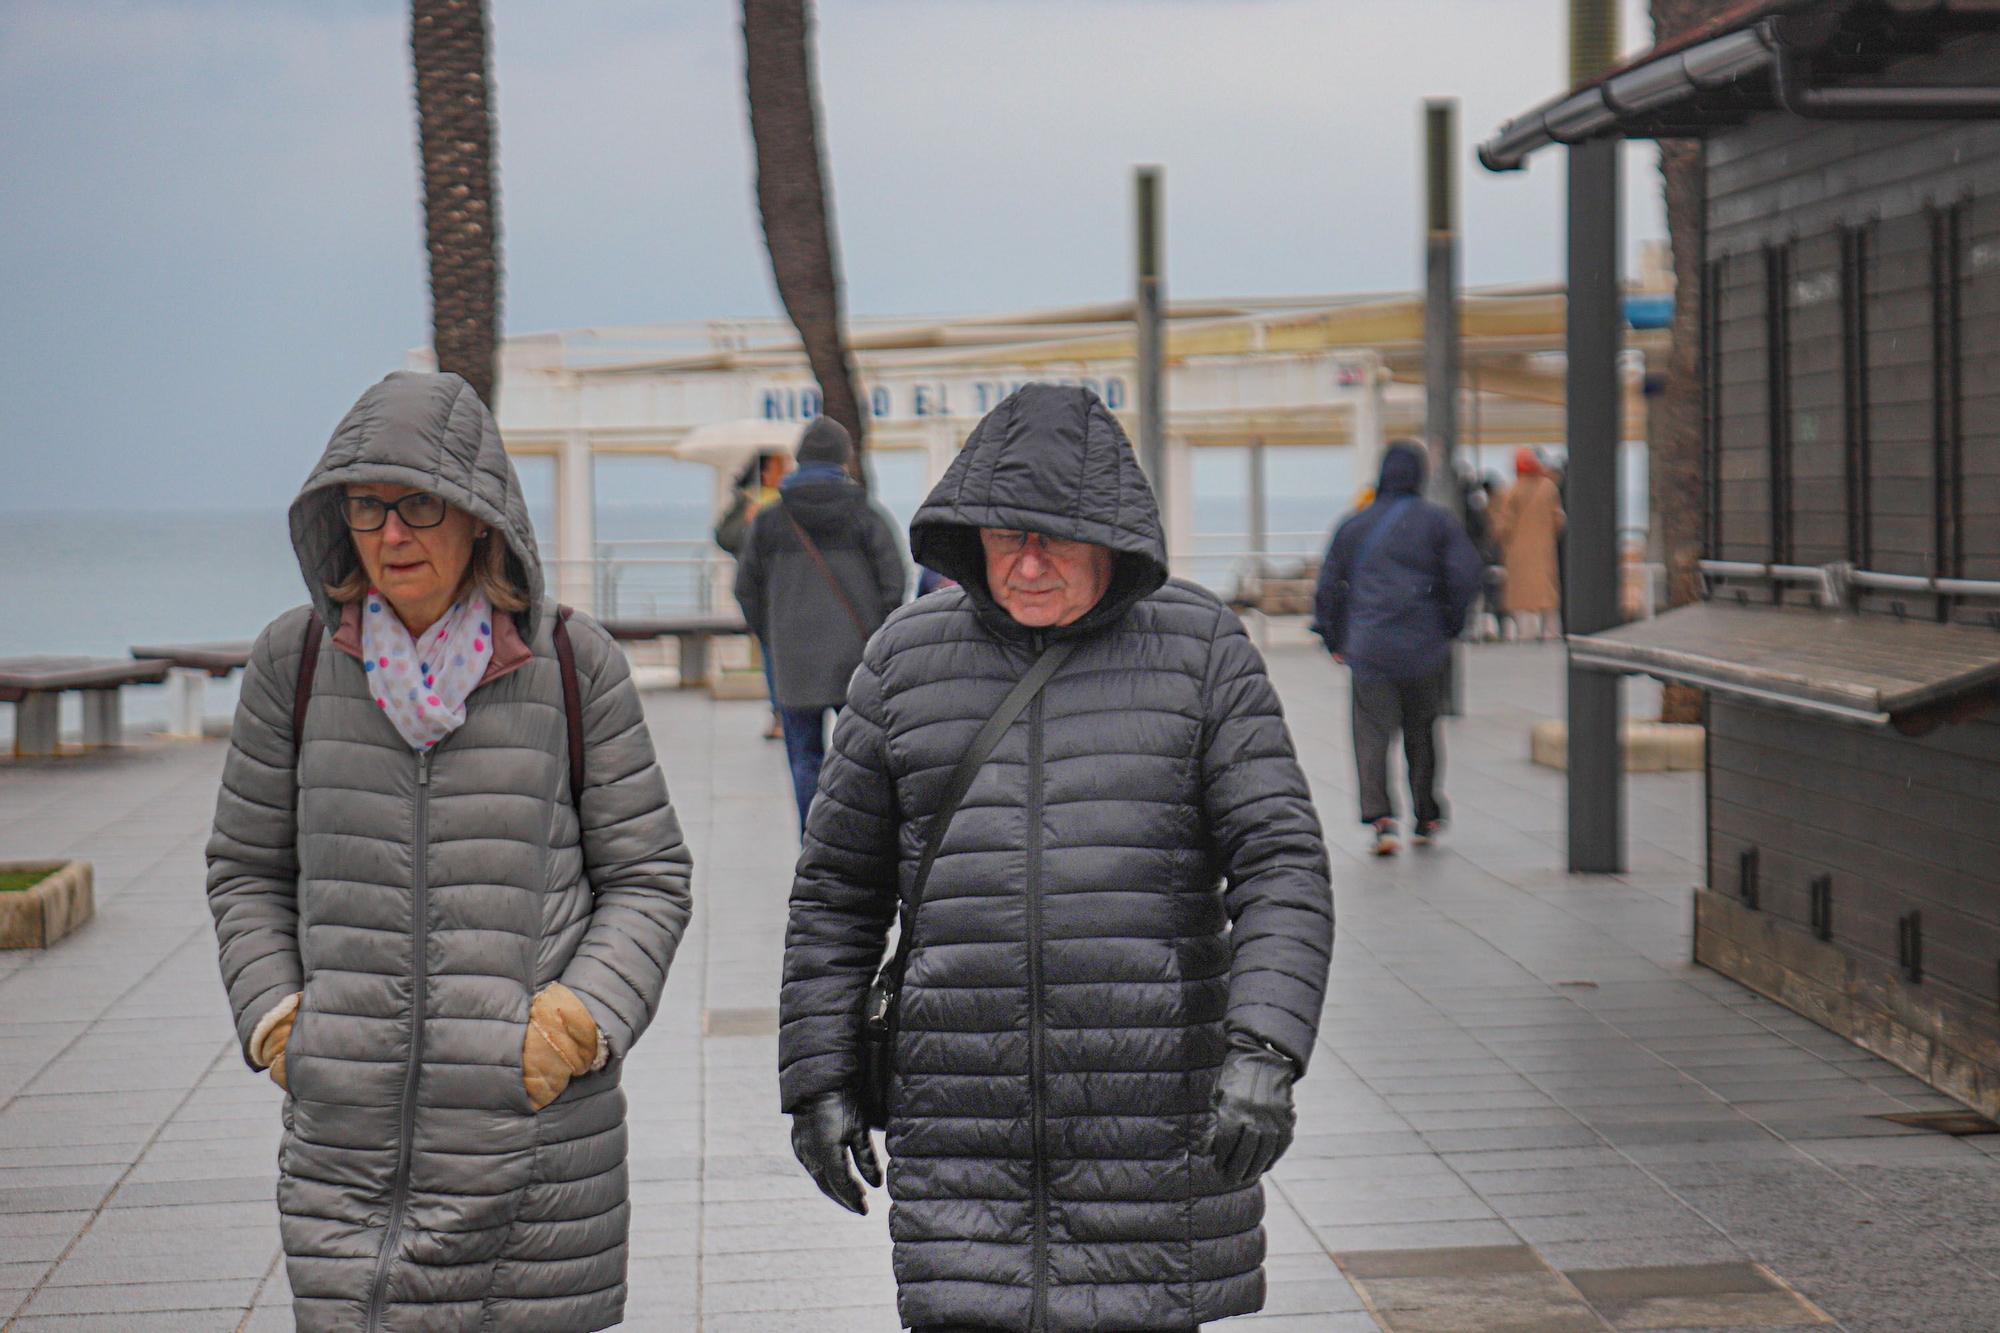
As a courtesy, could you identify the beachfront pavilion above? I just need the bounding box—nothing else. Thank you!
[457,283,1671,613]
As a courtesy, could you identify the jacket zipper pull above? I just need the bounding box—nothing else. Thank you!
[417,752,432,786]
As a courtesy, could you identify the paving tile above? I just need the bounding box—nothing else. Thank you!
[1564,1262,1832,1330]
[1,642,1988,1326]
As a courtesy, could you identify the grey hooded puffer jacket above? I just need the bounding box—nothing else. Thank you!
[205,372,693,1332]
[779,385,1334,1331]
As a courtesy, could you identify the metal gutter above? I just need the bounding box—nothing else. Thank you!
[1479,5,2000,172]
[1479,28,1773,171]
[1766,18,2000,118]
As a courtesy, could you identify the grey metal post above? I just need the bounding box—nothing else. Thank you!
[1424,99,1462,510]
[1425,99,1468,715]
[1135,166,1167,499]
[1566,133,1625,874]
[1248,436,1268,574]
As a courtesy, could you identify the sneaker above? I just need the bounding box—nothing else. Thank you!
[1412,819,1444,847]
[1370,819,1399,857]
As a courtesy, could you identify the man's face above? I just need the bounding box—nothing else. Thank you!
[980,529,1115,628]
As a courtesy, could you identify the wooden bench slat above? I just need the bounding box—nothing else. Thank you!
[128,643,254,676]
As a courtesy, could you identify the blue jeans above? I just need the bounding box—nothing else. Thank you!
[779,705,833,830]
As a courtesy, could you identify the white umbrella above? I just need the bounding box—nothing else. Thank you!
[670,419,802,472]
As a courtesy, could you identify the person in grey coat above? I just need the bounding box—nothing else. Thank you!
[734,416,906,827]
[205,371,693,1332]
[779,385,1335,1332]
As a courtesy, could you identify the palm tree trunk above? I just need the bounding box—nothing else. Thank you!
[742,0,868,481]
[412,0,502,408]
[1652,0,1708,724]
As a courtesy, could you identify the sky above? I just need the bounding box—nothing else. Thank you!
[0,0,1665,513]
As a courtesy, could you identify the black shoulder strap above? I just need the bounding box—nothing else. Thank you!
[552,606,587,822]
[887,638,1077,973]
[292,611,324,756]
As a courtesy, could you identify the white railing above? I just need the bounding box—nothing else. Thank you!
[542,539,733,618]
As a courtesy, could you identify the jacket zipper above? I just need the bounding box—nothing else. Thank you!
[1026,635,1050,1332]
[364,747,434,1332]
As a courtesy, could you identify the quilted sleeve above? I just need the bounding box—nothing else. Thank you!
[205,611,311,1068]
[1200,607,1334,1074]
[557,618,695,1061]
[778,650,900,1111]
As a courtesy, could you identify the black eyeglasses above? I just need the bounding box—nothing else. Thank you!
[341,492,448,532]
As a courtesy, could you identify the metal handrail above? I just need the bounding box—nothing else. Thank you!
[1847,570,2000,600]
[1698,560,1842,607]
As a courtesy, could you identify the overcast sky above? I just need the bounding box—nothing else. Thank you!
[1,0,1663,513]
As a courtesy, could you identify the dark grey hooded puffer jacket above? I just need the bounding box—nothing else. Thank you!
[205,371,693,1332]
[779,384,1334,1331]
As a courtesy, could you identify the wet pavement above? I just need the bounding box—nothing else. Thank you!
[2,634,1997,1330]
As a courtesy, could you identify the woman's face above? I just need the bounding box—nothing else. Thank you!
[343,483,480,631]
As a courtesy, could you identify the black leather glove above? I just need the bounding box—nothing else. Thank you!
[790,1089,883,1215]
[1206,1033,1298,1186]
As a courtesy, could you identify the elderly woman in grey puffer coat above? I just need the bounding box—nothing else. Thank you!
[205,371,693,1332]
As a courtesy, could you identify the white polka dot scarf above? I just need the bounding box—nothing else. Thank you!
[359,588,495,751]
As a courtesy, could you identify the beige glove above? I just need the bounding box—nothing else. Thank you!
[250,992,301,1093]
[523,983,600,1112]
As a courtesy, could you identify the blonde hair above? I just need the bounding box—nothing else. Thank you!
[325,523,529,615]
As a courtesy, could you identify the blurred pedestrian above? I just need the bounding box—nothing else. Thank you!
[1493,447,1566,641]
[715,449,793,739]
[733,417,906,828]
[1460,470,1505,641]
[779,384,1332,1332]
[206,370,693,1332]
[1312,441,1483,856]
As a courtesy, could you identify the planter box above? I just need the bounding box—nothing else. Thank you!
[1531,720,1705,773]
[0,860,94,949]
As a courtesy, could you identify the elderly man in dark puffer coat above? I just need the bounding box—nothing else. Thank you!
[779,384,1334,1332]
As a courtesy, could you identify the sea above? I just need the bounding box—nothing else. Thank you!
[0,441,1646,740]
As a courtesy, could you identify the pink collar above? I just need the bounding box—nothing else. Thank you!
[334,601,535,688]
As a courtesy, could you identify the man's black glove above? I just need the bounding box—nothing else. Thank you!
[790,1089,883,1215]
[1206,1033,1298,1186]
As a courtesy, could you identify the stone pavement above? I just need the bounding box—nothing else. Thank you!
[3,636,2000,1331]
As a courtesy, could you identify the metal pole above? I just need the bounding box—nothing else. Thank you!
[1248,437,1268,573]
[1567,133,1625,874]
[1425,99,1468,715]
[1424,99,1462,510]
[1248,438,1269,648]
[1136,166,1167,502]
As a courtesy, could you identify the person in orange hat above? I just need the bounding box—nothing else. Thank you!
[1493,448,1566,641]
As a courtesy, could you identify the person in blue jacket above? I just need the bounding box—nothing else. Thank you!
[1312,440,1484,855]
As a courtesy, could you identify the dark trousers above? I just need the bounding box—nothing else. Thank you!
[1351,669,1446,826]
[779,705,833,829]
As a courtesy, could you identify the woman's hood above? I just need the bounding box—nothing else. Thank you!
[287,371,547,638]
[908,384,1168,638]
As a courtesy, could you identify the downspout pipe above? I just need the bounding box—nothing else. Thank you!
[1763,18,2000,119]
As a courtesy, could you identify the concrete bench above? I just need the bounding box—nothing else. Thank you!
[129,642,253,739]
[598,616,749,688]
[0,657,172,757]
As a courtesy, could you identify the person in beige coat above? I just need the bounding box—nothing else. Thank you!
[1493,448,1567,641]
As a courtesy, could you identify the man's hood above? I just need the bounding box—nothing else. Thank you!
[779,467,870,537]
[909,384,1168,638]
[1378,441,1427,497]
[287,371,547,638]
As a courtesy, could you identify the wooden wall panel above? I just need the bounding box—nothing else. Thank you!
[1707,701,2000,1011]
[1789,234,1847,567]
[1715,252,1772,563]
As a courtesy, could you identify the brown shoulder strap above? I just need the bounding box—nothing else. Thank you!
[552,606,587,820]
[292,611,324,756]
[785,509,872,640]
